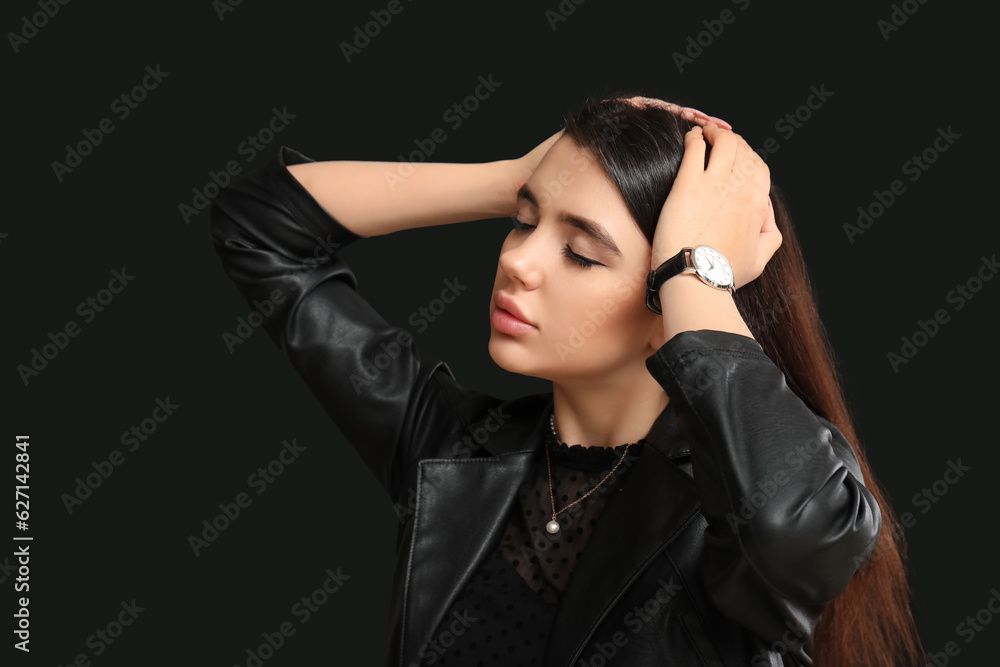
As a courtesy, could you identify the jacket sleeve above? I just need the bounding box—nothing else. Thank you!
[645,329,881,664]
[208,145,466,501]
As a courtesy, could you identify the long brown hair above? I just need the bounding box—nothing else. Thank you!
[560,94,924,667]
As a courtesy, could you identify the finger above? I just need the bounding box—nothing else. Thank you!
[683,107,732,131]
[749,149,770,194]
[649,101,706,127]
[625,98,711,127]
[703,126,738,177]
[679,106,711,125]
[730,135,764,189]
[707,115,733,130]
[616,98,731,135]
[676,125,707,182]
[753,156,770,193]
[641,97,674,110]
[622,96,679,115]
[727,134,770,197]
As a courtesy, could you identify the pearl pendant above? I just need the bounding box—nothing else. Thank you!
[546,520,560,534]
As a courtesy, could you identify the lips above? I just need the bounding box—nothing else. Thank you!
[495,292,534,327]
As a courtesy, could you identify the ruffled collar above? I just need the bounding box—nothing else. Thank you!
[541,428,645,471]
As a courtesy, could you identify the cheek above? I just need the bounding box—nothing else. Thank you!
[599,293,647,342]
[606,267,650,322]
[551,281,647,350]
[602,270,655,339]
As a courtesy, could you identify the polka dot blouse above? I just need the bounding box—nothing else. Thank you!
[417,425,646,666]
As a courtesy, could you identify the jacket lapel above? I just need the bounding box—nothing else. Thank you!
[399,397,551,666]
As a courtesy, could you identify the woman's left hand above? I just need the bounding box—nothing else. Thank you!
[651,125,781,290]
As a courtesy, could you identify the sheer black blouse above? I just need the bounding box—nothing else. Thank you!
[419,421,646,666]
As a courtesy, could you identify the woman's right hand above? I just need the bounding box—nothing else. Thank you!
[501,128,565,215]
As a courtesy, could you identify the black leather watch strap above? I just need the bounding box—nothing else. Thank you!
[645,249,689,315]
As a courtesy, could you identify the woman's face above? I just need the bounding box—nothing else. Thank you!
[489,135,662,382]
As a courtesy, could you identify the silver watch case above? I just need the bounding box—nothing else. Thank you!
[687,245,735,293]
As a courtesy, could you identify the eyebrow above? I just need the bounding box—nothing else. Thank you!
[516,183,623,258]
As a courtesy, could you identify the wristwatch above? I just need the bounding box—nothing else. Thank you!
[646,245,735,315]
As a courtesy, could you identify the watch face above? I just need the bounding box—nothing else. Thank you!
[692,245,734,288]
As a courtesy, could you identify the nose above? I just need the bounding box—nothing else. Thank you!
[498,227,543,289]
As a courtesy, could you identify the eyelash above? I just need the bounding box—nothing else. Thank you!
[510,219,600,269]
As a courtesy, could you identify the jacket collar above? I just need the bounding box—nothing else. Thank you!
[399,395,699,667]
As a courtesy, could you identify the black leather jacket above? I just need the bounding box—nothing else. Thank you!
[208,146,881,667]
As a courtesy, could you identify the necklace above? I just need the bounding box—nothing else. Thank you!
[544,412,633,534]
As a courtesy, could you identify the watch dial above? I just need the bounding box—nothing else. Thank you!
[693,246,733,287]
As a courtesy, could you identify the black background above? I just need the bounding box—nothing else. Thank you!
[4,0,995,665]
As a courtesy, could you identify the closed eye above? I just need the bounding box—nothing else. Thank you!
[510,219,602,269]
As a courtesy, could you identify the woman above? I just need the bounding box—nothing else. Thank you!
[209,94,923,666]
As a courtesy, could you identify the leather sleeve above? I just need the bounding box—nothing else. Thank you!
[208,145,465,501]
[645,329,881,664]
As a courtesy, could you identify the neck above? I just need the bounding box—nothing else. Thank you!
[550,359,669,448]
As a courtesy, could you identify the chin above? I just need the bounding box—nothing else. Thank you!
[488,336,559,384]
[488,335,532,373]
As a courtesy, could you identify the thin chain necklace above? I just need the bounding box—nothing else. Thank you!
[544,412,633,535]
